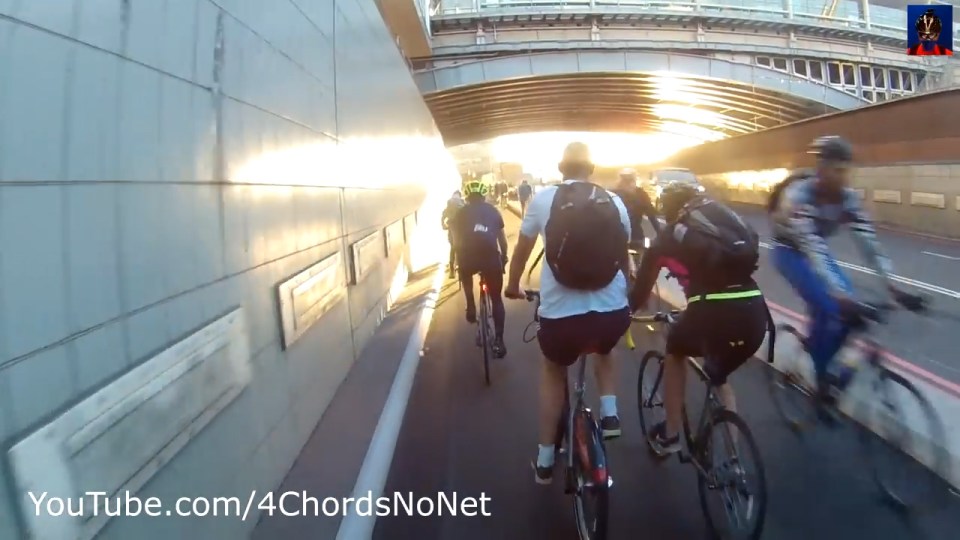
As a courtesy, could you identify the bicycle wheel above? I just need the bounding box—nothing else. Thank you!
[637,350,666,453]
[767,323,818,432]
[479,292,491,386]
[572,409,609,540]
[697,409,768,540]
[858,366,950,512]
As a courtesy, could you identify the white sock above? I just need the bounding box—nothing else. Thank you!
[536,444,555,468]
[600,395,618,418]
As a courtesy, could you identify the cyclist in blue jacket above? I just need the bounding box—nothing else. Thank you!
[769,136,922,406]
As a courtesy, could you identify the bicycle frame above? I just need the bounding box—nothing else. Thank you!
[631,312,727,478]
[681,360,731,479]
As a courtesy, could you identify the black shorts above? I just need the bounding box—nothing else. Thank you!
[537,308,631,367]
[666,296,768,384]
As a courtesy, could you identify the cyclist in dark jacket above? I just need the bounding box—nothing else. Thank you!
[612,168,661,251]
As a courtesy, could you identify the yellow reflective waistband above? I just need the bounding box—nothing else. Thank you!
[687,289,762,303]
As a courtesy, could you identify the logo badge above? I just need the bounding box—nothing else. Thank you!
[907,5,954,56]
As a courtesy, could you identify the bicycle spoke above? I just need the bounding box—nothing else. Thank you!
[768,324,817,431]
[698,410,767,540]
[637,351,666,447]
[859,368,950,512]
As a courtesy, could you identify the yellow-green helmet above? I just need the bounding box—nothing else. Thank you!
[463,180,489,197]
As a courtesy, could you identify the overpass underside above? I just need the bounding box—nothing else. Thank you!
[425,70,842,147]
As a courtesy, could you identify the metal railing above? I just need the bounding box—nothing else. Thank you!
[433,0,911,37]
[434,1,960,50]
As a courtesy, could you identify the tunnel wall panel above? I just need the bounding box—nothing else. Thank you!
[0,0,458,538]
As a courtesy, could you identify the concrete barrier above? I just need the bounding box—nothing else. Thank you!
[506,199,958,490]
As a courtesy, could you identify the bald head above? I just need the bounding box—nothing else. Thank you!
[559,142,595,180]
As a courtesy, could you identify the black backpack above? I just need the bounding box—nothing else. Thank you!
[678,199,759,286]
[767,169,814,213]
[544,182,627,290]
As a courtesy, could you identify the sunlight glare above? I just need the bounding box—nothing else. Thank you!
[489,131,705,179]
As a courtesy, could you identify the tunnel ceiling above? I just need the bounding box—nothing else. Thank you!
[425,71,852,147]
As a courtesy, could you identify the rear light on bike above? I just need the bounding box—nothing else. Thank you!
[481,283,488,293]
[593,466,607,486]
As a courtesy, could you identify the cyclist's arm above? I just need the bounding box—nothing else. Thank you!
[639,192,661,234]
[614,194,633,280]
[628,235,667,310]
[787,202,850,296]
[844,189,894,285]
[508,192,543,289]
[495,212,508,260]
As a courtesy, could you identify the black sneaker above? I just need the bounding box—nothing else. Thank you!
[530,460,553,485]
[492,337,507,358]
[600,416,621,439]
[465,306,477,324]
[650,422,681,455]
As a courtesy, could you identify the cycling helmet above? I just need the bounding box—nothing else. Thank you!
[660,182,699,220]
[463,180,489,197]
[807,135,853,163]
[618,168,637,179]
[916,8,942,42]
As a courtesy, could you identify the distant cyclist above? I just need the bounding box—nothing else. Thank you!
[613,168,661,244]
[452,181,509,358]
[517,179,533,217]
[630,183,768,455]
[441,190,465,279]
[611,168,661,269]
[769,135,923,407]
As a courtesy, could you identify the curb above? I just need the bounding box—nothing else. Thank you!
[335,264,446,540]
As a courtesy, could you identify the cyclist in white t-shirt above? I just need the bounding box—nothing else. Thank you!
[505,142,632,485]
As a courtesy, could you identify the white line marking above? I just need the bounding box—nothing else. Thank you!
[922,251,960,261]
[759,241,960,300]
[336,265,446,540]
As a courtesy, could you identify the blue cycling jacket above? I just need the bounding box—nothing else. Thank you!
[771,174,893,295]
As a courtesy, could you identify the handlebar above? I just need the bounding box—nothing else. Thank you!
[524,289,540,302]
[631,310,682,325]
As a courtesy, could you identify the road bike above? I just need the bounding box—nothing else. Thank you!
[630,310,768,540]
[767,298,948,511]
[523,290,610,540]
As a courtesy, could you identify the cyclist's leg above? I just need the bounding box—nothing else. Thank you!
[772,244,843,380]
[532,315,581,483]
[655,305,706,452]
[448,233,457,276]
[481,266,507,357]
[590,308,631,438]
[459,264,477,323]
[702,296,770,414]
[822,255,855,366]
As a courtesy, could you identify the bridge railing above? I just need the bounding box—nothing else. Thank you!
[434,0,917,40]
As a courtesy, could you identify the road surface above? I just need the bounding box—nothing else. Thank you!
[373,211,960,540]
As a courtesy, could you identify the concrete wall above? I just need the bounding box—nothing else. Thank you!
[0,1,456,538]
[664,89,960,238]
[664,89,960,174]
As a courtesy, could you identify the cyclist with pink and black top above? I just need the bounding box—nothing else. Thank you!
[628,183,769,455]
